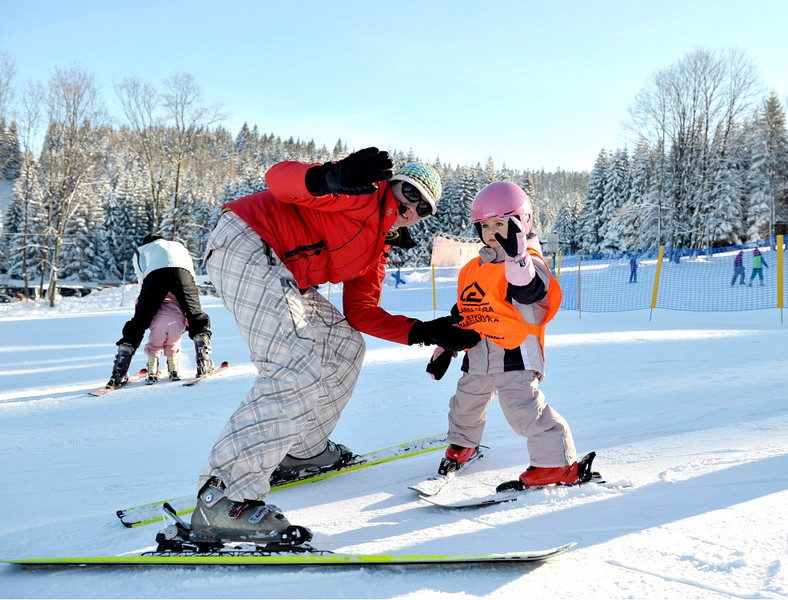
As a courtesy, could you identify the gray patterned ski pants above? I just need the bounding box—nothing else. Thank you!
[199,213,365,501]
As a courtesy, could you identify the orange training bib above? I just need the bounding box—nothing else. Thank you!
[456,250,561,354]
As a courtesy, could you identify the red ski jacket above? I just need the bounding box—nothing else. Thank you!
[225,161,416,345]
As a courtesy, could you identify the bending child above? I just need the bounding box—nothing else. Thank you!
[143,292,187,382]
[430,182,589,489]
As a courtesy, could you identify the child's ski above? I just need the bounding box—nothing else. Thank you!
[420,452,603,509]
[88,369,148,396]
[408,447,485,496]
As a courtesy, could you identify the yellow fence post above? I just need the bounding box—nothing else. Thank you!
[650,246,665,318]
[431,264,437,311]
[577,255,581,313]
[777,235,784,310]
[557,250,563,280]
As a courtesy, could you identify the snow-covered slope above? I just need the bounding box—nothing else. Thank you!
[0,286,786,599]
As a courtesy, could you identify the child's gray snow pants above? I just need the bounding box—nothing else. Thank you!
[447,370,577,467]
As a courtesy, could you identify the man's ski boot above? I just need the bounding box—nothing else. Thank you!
[193,333,214,377]
[271,440,355,484]
[145,355,160,384]
[106,343,135,389]
[166,355,180,381]
[189,477,312,547]
[497,452,598,492]
[438,444,479,475]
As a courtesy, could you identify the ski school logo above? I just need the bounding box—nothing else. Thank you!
[459,281,500,328]
[460,282,487,304]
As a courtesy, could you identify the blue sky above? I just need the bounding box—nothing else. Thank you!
[2,0,787,172]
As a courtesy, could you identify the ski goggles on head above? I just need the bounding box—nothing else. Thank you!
[400,182,433,217]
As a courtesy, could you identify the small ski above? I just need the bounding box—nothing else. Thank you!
[408,447,485,496]
[182,361,230,386]
[116,433,449,528]
[1,543,575,567]
[420,452,602,509]
[89,369,148,396]
[418,475,603,509]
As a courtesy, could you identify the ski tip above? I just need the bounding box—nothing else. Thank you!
[220,361,229,368]
[115,510,133,528]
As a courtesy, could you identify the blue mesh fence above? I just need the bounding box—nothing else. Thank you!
[558,238,784,312]
[321,237,785,315]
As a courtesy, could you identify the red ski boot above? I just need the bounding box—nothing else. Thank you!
[438,444,479,475]
[519,462,580,488]
[496,452,598,493]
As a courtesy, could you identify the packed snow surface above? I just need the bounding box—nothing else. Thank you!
[0,285,786,599]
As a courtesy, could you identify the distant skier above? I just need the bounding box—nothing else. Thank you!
[427,182,583,489]
[142,292,187,382]
[748,248,769,286]
[392,267,406,288]
[629,255,638,283]
[106,234,213,389]
[731,250,745,286]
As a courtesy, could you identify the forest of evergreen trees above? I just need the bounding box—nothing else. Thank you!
[0,47,786,301]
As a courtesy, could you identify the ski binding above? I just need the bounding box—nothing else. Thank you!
[409,446,485,496]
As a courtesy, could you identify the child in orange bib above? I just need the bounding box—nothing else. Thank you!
[429,182,582,488]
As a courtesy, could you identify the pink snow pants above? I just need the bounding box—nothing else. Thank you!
[448,370,577,467]
[143,294,186,357]
[199,212,365,502]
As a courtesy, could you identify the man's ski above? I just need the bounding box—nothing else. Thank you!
[1,542,575,567]
[116,433,449,527]
[420,452,602,509]
[181,361,230,386]
[408,447,485,496]
[88,369,148,396]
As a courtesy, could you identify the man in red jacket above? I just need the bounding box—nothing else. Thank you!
[191,148,480,545]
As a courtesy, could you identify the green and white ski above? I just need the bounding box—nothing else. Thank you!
[116,433,449,528]
[2,542,576,567]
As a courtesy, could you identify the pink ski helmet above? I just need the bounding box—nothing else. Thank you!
[470,182,533,235]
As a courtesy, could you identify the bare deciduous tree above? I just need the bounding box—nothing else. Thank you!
[161,73,225,237]
[10,80,45,298]
[0,53,15,120]
[40,66,107,305]
[115,73,224,235]
[114,76,169,230]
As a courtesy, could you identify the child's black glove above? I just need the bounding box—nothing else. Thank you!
[494,218,526,259]
[426,347,457,380]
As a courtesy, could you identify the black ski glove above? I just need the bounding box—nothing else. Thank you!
[305,147,393,196]
[408,316,481,353]
[494,218,526,259]
[426,347,456,380]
